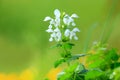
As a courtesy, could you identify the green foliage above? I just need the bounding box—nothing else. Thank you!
[57,63,87,80]
[85,43,120,80]
[50,43,62,49]
[44,5,120,80]
[54,58,65,68]
[67,54,87,63]
[107,48,119,62]
[54,42,120,80]
[85,69,103,80]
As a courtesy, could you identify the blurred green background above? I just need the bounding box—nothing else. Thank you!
[0,0,120,80]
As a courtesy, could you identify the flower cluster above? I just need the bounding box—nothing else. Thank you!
[44,9,80,42]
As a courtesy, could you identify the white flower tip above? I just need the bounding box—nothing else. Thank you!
[73,28,80,32]
[44,16,51,21]
[72,22,76,26]
[49,37,53,42]
[64,29,70,37]
[46,28,53,33]
[74,36,78,40]
[54,9,60,17]
[48,25,52,28]
[71,14,78,18]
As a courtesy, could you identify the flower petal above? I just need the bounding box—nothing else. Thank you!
[49,37,53,42]
[48,25,52,28]
[64,29,70,37]
[51,33,56,37]
[54,9,60,18]
[72,22,76,26]
[54,28,60,32]
[44,16,52,21]
[50,19,55,24]
[46,28,53,33]
[71,14,78,18]
[72,28,80,32]
[74,36,78,40]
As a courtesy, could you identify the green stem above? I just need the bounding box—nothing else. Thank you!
[73,73,77,80]
[62,42,71,66]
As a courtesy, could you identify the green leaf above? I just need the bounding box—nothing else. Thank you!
[85,69,103,80]
[50,43,62,49]
[63,43,75,50]
[110,62,120,69]
[65,63,78,73]
[58,63,79,80]
[54,58,65,68]
[60,51,71,58]
[108,48,119,61]
[67,54,87,62]
[57,72,72,80]
[75,64,86,73]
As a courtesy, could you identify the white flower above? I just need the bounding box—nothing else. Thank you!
[49,32,56,42]
[47,28,62,42]
[54,9,61,18]
[72,27,80,32]
[64,28,80,40]
[54,28,62,41]
[56,31,61,41]
[70,28,80,40]
[49,37,53,42]
[64,29,71,37]
[71,14,78,18]
[48,24,52,28]
[46,28,53,33]
[63,14,78,26]
[44,9,80,42]
[50,19,55,25]
[44,9,61,28]
[54,9,61,27]
[44,16,52,21]
[46,25,53,33]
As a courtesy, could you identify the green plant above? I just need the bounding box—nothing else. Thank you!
[44,9,120,80]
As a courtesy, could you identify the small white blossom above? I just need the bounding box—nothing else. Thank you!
[48,24,52,29]
[71,28,80,40]
[47,28,62,42]
[46,28,53,33]
[49,37,53,42]
[44,16,52,21]
[44,9,80,42]
[64,29,71,37]
[63,14,78,26]
[46,25,53,33]
[54,9,61,27]
[71,14,79,18]
[64,28,80,40]
[70,28,80,40]
[44,9,61,28]
[50,19,55,25]
[54,28,62,41]
[72,28,80,32]
[54,9,61,18]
